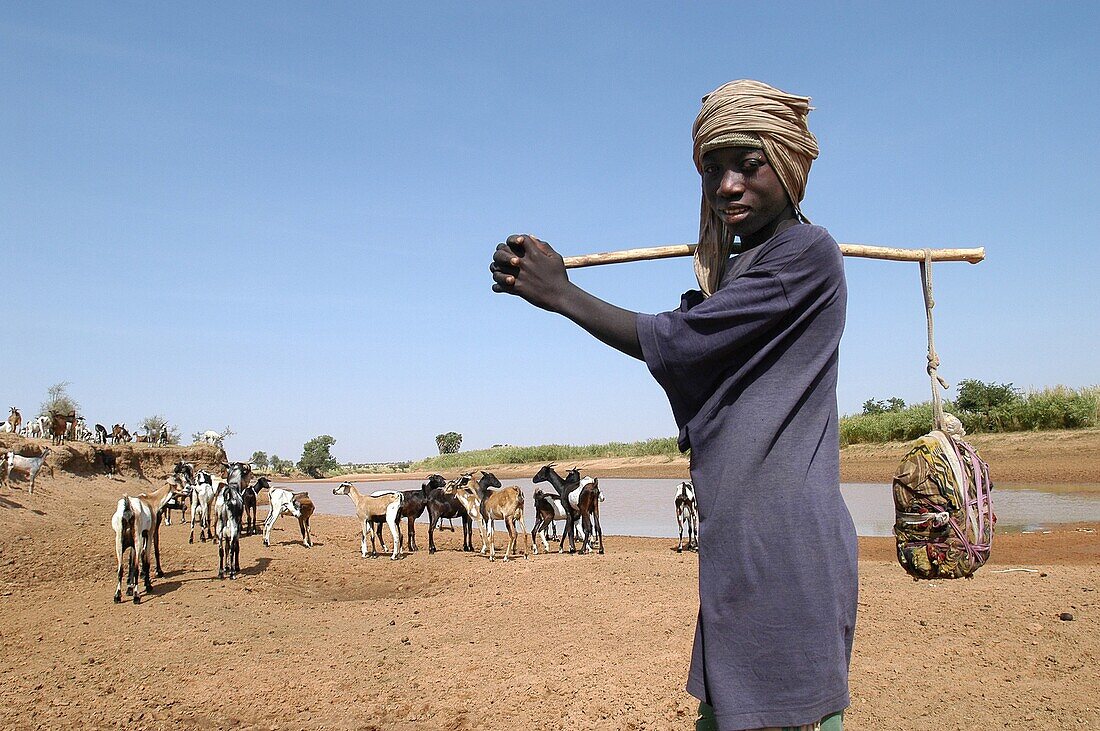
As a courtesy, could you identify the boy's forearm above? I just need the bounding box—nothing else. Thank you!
[554,283,644,361]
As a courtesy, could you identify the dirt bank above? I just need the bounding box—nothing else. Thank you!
[0,472,1096,730]
[325,428,1100,485]
[0,434,226,481]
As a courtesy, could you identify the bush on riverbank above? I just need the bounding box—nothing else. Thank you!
[412,437,681,472]
[839,385,1099,445]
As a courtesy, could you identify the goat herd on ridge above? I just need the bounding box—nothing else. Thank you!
[1,405,703,607]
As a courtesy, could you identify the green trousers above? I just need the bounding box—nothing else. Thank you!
[696,703,843,731]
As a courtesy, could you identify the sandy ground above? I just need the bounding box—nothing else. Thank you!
[0,471,1097,731]
[330,428,1100,485]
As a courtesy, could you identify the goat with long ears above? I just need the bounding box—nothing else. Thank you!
[332,482,403,560]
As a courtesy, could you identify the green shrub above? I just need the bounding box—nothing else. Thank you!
[841,384,1099,445]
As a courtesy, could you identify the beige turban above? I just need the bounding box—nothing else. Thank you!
[691,79,819,295]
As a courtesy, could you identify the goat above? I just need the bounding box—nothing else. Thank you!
[148,475,192,577]
[74,418,94,442]
[157,462,194,523]
[111,479,188,603]
[200,427,233,447]
[6,407,20,434]
[92,449,118,476]
[534,465,606,554]
[161,482,189,525]
[242,483,259,534]
[426,473,475,553]
[94,423,109,444]
[257,476,313,548]
[332,482,403,560]
[213,482,244,579]
[674,481,699,553]
[533,464,588,553]
[574,476,605,555]
[27,415,48,440]
[213,462,253,578]
[173,460,195,484]
[292,493,315,548]
[445,471,528,562]
[111,424,131,444]
[531,488,570,554]
[189,470,223,543]
[368,476,439,552]
[49,411,76,445]
[4,448,52,494]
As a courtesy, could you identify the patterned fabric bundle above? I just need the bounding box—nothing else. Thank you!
[691,79,819,296]
[892,430,995,579]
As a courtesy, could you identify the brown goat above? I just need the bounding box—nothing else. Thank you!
[49,411,76,445]
[445,474,528,561]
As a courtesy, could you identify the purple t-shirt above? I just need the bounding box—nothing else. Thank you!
[636,224,857,731]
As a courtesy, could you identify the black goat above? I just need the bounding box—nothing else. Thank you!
[531,488,567,553]
[532,464,603,554]
[172,460,195,484]
[94,449,117,476]
[426,473,475,553]
[532,463,583,552]
[241,483,260,535]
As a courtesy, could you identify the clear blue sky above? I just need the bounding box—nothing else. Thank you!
[3,2,1097,463]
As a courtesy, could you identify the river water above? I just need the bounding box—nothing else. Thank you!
[273,478,1100,538]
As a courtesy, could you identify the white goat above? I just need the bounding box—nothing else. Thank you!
[199,427,233,447]
[27,416,48,440]
[4,448,52,494]
[674,481,699,553]
[257,477,312,548]
[111,480,186,603]
[188,470,223,543]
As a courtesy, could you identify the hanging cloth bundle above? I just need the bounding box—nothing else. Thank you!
[891,251,996,580]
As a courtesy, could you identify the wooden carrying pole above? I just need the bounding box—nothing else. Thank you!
[563,243,985,269]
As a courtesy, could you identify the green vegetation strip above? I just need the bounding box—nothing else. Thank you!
[840,385,1099,446]
[412,437,682,472]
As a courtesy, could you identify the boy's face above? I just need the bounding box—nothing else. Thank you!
[701,146,792,243]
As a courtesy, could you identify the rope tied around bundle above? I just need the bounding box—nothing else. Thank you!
[892,249,995,580]
[920,248,949,433]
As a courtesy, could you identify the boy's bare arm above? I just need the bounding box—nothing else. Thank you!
[490,234,643,361]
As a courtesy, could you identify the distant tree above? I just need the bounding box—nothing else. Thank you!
[954,379,1020,413]
[250,451,270,471]
[270,454,294,476]
[861,398,885,415]
[40,381,79,417]
[139,414,180,444]
[862,397,906,416]
[435,431,462,454]
[298,435,338,478]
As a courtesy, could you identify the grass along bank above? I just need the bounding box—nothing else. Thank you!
[411,437,680,472]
